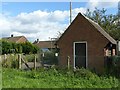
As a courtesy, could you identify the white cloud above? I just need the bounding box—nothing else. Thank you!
[0,14,12,36]
[87,0,119,11]
[0,7,86,42]
[1,1,119,42]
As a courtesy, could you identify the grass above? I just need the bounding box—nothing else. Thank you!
[119,79,120,88]
[2,68,119,88]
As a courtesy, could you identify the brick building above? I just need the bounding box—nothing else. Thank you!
[56,13,117,73]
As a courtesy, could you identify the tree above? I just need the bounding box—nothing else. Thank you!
[2,40,12,54]
[21,42,39,54]
[1,40,39,54]
[85,8,120,40]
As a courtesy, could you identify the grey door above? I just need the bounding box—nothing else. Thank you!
[75,43,86,68]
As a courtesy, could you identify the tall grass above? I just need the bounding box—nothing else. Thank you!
[2,68,119,88]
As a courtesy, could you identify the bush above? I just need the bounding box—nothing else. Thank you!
[11,59,18,68]
[105,56,120,77]
[24,54,39,62]
[74,68,97,79]
[1,40,39,54]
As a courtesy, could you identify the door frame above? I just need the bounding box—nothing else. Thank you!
[73,41,88,69]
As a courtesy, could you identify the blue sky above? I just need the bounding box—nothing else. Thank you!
[2,2,87,16]
[1,1,119,42]
[2,2,118,16]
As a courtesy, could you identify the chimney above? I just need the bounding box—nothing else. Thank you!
[37,39,39,43]
[11,34,13,37]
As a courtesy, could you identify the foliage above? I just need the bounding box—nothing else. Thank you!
[2,40,13,54]
[85,8,120,40]
[23,54,39,62]
[21,42,39,54]
[1,54,40,69]
[105,56,120,77]
[1,40,39,54]
[2,54,19,68]
[2,68,119,88]
[11,59,19,68]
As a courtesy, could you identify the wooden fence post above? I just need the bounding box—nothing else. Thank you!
[4,54,7,61]
[4,54,7,66]
[67,56,70,70]
[18,54,22,69]
[34,55,36,70]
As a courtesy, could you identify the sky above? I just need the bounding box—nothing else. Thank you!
[0,0,120,42]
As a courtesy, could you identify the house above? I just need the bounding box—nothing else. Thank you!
[56,13,117,73]
[33,39,56,52]
[2,35,28,43]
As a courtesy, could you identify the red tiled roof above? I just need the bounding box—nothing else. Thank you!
[2,36,28,43]
[34,41,56,48]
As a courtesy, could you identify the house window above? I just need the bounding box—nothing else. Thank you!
[104,49,111,56]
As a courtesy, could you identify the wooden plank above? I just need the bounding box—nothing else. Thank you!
[21,58,31,70]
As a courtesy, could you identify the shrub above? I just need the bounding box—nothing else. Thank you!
[74,68,97,79]
[1,40,39,54]
[24,54,37,62]
[105,56,120,77]
[11,59,18,68]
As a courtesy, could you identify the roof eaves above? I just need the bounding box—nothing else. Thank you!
[82,13,117,45]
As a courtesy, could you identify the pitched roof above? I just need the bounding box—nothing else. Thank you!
[57,13,116,45]
[82,13,117,45]
[2,36,27,43]
[34,41,56,48]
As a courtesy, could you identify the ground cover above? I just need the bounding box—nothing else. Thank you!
[2,68,119,88]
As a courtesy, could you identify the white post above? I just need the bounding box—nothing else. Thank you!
[4,54,7,61]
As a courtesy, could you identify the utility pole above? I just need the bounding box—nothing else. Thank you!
[118,1,120,26]
[118,1,120,16]
[70,1,72,24]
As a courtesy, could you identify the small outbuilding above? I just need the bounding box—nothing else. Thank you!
[56,13,117,73]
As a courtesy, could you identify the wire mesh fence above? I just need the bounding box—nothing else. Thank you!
[1,53,120,76]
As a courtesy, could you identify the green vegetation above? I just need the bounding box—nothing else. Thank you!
[2,68,119,88]
[1,40,39,54]
[105,56,120,77]
[85,8,120,40]
[1,54,40,68]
